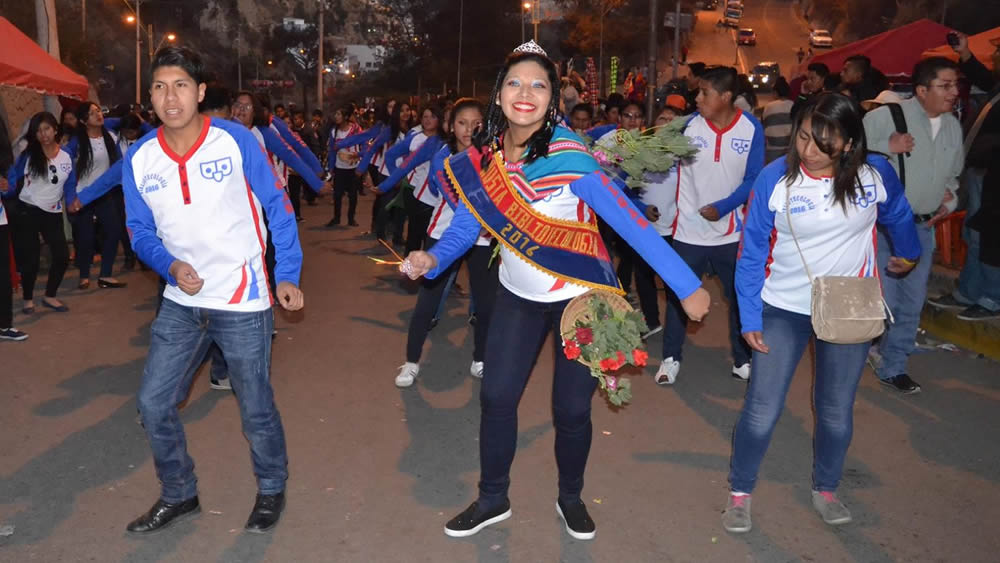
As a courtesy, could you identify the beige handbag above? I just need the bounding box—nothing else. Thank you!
[784,186,891,344]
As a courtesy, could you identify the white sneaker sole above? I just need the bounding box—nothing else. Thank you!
[556,502,596,540]
[723,521,751,533]
[443,508,512,537]
[822,515,853,526]
[641,326,663,340]
[395,377,415,388]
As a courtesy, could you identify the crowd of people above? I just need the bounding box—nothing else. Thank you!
[0,26,990,545]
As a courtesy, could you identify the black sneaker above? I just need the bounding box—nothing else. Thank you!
[0,328,29,341]
[444,500,512,537]
[556,499,596,540]
[926,293,968,310]
[879,374,921,394]
[957,304,1000,322]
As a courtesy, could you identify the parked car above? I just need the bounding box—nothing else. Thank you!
[809,29,834,48]
[724,16,741,27]
[749,62,781,91]
[727,0,744,8]
[737,28,757,46]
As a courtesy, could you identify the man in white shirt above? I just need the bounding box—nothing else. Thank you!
[123,46,305,535]
[862,57,964,394]
[659,66,764,385]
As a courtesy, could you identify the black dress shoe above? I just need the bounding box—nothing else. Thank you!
[126,497,201,534]
[245,492,285,533]
[98,278,128,289]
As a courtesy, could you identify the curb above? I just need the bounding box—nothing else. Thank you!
[921,305,1000,361]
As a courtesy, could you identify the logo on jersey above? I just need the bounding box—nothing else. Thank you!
[730,138,751,155]
[854,184,877,208]
[138,173,167,194]
[788,194,817,215]
[199,157,234,183]
[59,162,73,174]
[690,135,709,149]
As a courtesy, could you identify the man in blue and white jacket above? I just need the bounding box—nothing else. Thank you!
[659,66,764,385]
[122,46,304,536]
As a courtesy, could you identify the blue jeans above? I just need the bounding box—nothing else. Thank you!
[875,223,934,380]
[137,299,287,503]
[729,304,869,493]
[956,169,1000,312]
[478,287,598,509]
[664,240,750,365]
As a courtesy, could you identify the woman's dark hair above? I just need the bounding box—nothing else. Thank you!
[335,103,356,126]
[474,51,561,167]
[389,101,411,140]
[200,82,232,113]
[73,101,120,179]
[150,45,205,84]
[119,112,144,133]
[23,112,60,179]
[784,93,868,211]
[241,92,269,128]
[373,99,393,125]
[446,98,485,154]
[419,103,445,137]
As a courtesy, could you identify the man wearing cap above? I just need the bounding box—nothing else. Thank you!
[925,33,1000,322]
[862,57,964,394]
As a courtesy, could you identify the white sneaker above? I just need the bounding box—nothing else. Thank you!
[470,361,484,379]
[731,363,750,381]
[655,357,680,385]
[395,362,420,387]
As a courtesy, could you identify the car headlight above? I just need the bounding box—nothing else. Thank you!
[761,75,769,83]
[749,75,755,81]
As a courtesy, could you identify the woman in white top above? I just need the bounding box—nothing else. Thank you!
[65,101,128,289]
[5,112,75,313]
[723,93,921,534]
[326,104,363,227]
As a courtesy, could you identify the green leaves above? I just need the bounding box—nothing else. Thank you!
[594,122,698,189]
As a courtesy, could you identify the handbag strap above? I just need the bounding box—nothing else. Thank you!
[784,183,814,283]
[964,90,1000,156]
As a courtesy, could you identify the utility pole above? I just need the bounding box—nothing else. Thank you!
[457,0,464,94]
[34,0,61,113]
[646,0,657,125]
[317,0,324,111]
[135,0,142,105]
[532,2,539,42]
[672,0,680,80]
[81,0,86,39]
[237,23,243,90]
[599,9,604,97]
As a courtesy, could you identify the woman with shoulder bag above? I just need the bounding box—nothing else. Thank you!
[723,93,921,533]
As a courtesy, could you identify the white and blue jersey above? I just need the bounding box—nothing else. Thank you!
[735,155,921,333]
[123,116,302,312]
[675,111,764,246]
[7,149,77,213]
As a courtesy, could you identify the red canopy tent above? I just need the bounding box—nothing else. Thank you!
[804,19,954,77]
[0,16,89,99]
[923,26,1000,72]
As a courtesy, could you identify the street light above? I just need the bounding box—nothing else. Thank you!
[522,2,531,44]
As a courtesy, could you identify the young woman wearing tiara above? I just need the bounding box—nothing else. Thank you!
[401,41,711,540]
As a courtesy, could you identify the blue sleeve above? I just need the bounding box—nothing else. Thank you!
[333,125,379,151]
[872,157,920,261]
[76,160,123,206]
[586,124,617,143]
[140,122,154,136]
[273,117,324,177]
[64,136,79,159]
[356,128,391,172]
[5,153,27,196]
[261,126,324,193]
[122,150,180,285]
[237,129,304,286]
[710,115,765,216]
[571,171,701,299]
[103,117,121,131]
[376,136,437,193]
[62,166,78,207]
[734,170,779,334]
[383,132,417,176]
[425,199,480,278]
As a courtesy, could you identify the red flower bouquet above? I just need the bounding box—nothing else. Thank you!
[560,290,648,406]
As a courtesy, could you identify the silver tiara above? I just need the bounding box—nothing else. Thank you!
[513,40,547,57]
